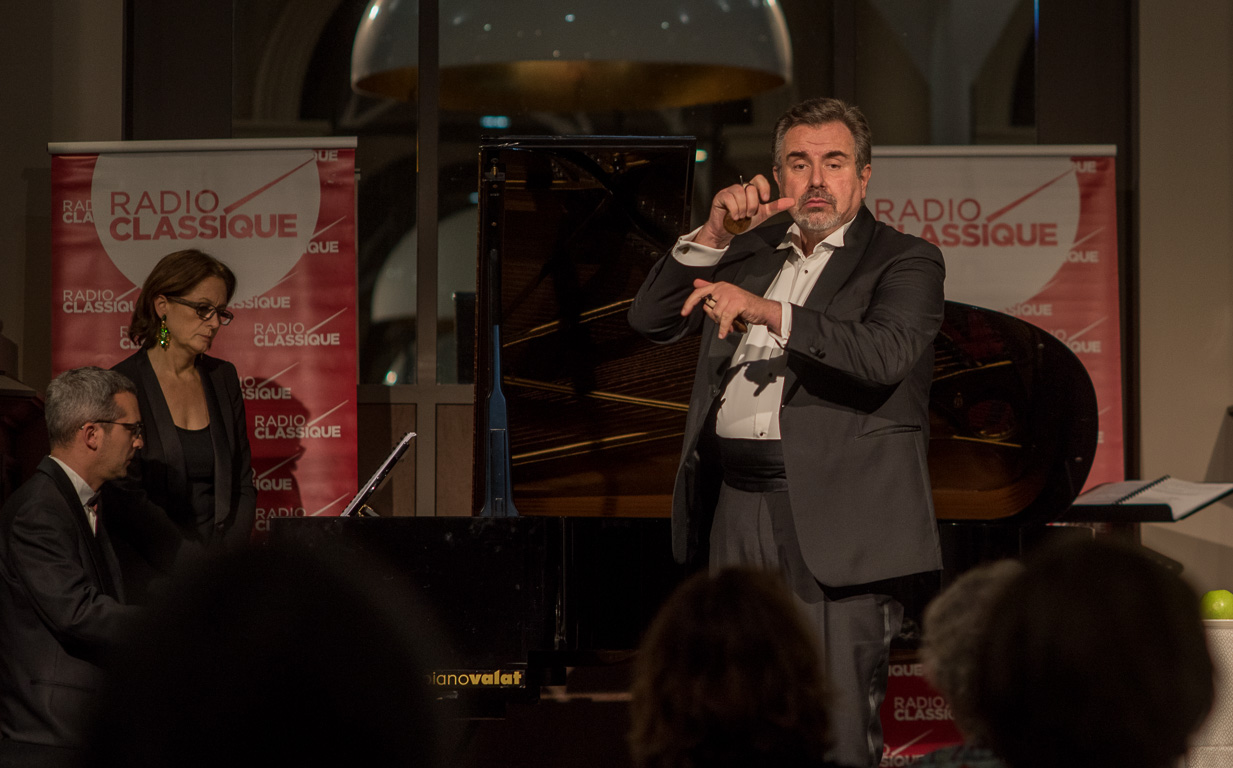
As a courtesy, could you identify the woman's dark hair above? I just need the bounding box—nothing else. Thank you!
[629,568,831,768]
[128,249,237,348]
[974,538,1214,768]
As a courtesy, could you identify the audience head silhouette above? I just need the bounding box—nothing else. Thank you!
[83,544,443,768]
[921,558,1024,745]
[975,538,1213,768]
[629,567,832,768]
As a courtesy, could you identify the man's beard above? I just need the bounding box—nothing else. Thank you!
[792,187,842,235]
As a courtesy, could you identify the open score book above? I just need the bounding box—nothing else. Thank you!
[1068,476,1233,522]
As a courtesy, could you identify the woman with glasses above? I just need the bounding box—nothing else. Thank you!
[106,249,255,602]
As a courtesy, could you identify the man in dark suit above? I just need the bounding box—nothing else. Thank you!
[0,367,143,763]
[629,98,945,768]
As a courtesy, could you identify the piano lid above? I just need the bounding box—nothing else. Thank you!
[474,136,698,518]
[474,137,1098,524]
[929,301,1097,523]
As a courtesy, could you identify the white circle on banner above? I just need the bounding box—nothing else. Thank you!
[867,156,1081,312]
[90,150,321,303]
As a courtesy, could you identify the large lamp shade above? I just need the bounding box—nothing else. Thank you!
[352,0,793,111]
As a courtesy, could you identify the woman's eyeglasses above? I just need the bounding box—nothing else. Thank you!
[166,296,234,325]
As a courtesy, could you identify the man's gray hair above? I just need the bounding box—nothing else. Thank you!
[45,367,137,449]
[771,97,872,172]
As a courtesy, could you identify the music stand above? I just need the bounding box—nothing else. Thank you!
[341,431,416,517]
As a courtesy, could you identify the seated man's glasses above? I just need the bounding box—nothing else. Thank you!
[88,420,145,439]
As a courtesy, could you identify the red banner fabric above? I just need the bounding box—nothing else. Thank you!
[880,655,965,764]
[50,141,359,539]
[870,151,1123,488]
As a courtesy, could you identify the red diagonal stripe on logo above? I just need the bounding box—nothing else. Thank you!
[223,156,315,214]
[984,167,1074,222]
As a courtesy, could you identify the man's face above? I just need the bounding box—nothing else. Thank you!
[97,392,143,482]
[772,121,871,241]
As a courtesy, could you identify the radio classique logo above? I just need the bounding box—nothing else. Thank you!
[871,157,1083,313]
[89,150,322,303]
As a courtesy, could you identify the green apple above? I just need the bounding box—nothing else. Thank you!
[1201,589,1233,620]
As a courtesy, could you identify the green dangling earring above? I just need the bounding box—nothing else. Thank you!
[157,315,170,349]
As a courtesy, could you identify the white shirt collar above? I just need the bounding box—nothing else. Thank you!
[49,456,96,507]
[778,216,855,260]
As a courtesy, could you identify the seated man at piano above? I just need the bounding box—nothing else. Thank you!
[0,367,144,761]
[628,96,945,768]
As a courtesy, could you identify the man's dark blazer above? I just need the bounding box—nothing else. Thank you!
[0,457,136,749]
[628,206,945,587]
[105,349,256,599]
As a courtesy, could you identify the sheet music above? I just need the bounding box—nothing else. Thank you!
[1132,478,1233,519]
[1074,477,1233,520]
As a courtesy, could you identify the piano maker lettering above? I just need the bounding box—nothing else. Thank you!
[429,670,525,688]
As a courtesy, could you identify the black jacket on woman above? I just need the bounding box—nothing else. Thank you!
[104,348,256,601]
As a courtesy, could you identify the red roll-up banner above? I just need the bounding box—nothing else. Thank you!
[49,138,359,538]
[871,146,1123,490]
[872,147,1122,764]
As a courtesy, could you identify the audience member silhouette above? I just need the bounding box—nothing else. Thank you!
[82,543,444,768]
[629,567,852,768]
[974,538,1214,768]
[916,559,1023,767]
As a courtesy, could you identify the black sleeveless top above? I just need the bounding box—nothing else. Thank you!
[176,424,216,541]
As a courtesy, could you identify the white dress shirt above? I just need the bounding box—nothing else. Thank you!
[670,219,853,439]
[49,456,98,534]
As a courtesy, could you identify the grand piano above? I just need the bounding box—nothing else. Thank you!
[272,136,1098,717]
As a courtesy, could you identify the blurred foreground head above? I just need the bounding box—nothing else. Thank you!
[84,544,442,768]
[975,538,1213,768]
[629,567,831,768]
[921,558,1025,743]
